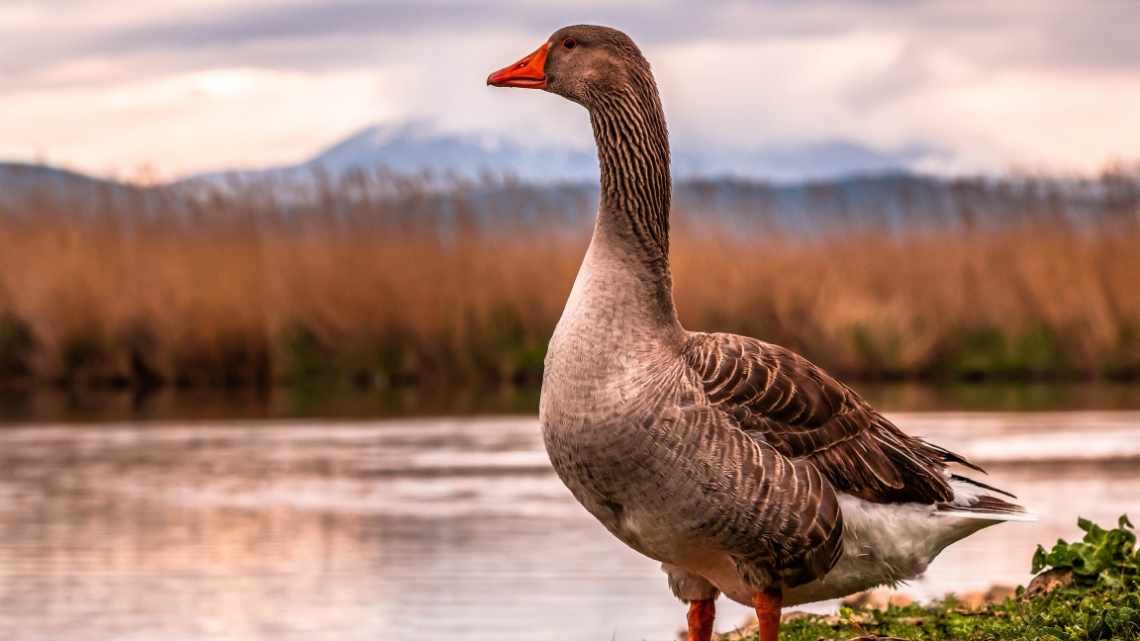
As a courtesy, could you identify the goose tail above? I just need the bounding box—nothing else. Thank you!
[937,476,1037,522]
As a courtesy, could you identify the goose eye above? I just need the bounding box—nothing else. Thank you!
[562,37,577,50]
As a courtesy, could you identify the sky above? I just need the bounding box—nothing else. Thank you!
[2,0,1139,181]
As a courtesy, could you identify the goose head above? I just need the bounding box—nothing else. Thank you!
[487,25,672,263]
[486,25,650,109]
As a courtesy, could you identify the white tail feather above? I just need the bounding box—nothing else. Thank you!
[938,508,1039,522]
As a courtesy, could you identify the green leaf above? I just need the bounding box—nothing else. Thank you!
[1082,520,1108,546]
[1032,544,1048,573]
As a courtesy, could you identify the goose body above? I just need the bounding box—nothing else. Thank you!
[489,25,1025,640]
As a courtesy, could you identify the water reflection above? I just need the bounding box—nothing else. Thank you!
[4,381,1140,424]
[0,414,1137,641]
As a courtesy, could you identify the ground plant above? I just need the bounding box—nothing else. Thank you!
[756,516,1140,641]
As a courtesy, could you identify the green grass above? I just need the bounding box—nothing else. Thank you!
[740,516,1140,641]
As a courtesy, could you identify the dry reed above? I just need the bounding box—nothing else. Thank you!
[1,170,1138,389]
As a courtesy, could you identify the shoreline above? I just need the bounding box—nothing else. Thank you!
[5,380,1140,424]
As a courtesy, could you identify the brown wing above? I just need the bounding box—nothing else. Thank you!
[658,406,844,587]
[683,332,980,504]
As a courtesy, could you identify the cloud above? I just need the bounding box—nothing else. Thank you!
[0,68,392,178]
[1,1,1139,177]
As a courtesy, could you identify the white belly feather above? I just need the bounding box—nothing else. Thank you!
[714,480,1032,606]
[782,493,989,605]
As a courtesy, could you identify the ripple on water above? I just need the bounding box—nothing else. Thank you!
[0,412,1136,641]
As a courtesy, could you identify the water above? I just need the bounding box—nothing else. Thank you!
[0,411,1138,641]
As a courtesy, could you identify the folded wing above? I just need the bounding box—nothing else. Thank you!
[683,332,985,505]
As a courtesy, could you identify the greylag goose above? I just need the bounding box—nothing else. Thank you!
[487,25,1027,641]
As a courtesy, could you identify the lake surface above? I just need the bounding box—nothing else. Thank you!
[0,411,1138,641]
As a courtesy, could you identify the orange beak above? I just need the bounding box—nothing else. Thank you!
[486,42,549,89]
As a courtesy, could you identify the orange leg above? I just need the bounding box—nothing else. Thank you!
[687,598,716,641]
[753,588,782,641]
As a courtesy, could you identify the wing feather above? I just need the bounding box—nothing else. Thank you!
[683,332,981,504]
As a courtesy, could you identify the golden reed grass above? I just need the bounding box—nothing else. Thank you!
[0,175,1138,389]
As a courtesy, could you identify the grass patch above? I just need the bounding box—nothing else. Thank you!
[734,516,1140,641]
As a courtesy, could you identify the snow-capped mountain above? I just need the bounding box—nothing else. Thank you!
[181,120,949,189]
[310,122,599,183]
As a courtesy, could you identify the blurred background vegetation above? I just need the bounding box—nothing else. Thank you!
[1,164,1139,399]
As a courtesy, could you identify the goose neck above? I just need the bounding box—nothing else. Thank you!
[589,83,672,264]
[577,76,681,338]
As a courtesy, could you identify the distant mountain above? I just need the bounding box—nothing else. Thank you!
[0,163,118,196]
[671,140,946,183]
[311,121,599,183]
[179,120,950,192]
[0,162,158,212]
[0,158,1115,238]
[12,121,1110,235]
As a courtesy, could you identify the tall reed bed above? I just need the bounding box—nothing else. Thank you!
[0,168,1137,389]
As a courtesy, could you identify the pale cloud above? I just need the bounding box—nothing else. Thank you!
[1,1,1138,178]
[1,68,393,179]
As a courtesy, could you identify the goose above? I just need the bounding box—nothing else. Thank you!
[487,25,1028,641]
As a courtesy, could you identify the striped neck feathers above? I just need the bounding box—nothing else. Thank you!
[587,69,672,267]
[577,67,681,337]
